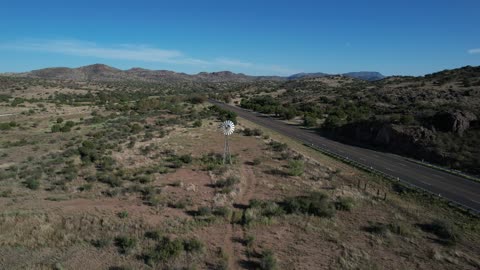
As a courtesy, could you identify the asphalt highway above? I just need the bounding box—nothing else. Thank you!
[210,100,480,213]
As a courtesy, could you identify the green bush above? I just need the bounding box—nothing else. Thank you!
[288,160,304,176]
[179,154,193,164]
[183,237,204,253]
[51,124,62,133]
[213,206,232,219]
[145,230,162,240]
[259,250,277,270]
[303,114,317,127]
[335,197,355,211]
[282,192,335,218]
[215,176,240,188]
[252,158,262,166]
[97,173,122,187]
[269,141,288,152]
[145,236,183,264]
[197,206,212,216]
[243,128,263,136]
[193,119,202,127]
[92,238,111,248]
[115,236,136,254]
[424,219,460,245]
[25,178,40,190]
[0,121,16,131]
[117,211,129,218]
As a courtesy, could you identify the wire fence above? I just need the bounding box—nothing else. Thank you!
[303,142,479,216]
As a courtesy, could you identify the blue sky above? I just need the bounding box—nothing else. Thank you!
[0,0,479,76]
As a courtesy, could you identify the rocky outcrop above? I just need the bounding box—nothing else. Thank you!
[329,121,439,161]
[432,111,477,136]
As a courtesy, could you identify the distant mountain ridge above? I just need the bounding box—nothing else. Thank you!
[8,63,385,82]
[288,71,385,81]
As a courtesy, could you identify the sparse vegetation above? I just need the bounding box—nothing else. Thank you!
[0,66,478,269]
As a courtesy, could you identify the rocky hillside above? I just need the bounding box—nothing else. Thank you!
[12,64,285,83]
[235,65,480,175]
[288,71,385,81]
[10,64,384,83]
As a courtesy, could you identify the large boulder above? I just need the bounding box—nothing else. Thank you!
[433,110,477,136]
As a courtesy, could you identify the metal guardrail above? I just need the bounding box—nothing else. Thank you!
[303,142,479,216]
[406,158,480,184]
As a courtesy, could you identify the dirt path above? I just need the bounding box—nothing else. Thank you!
[222,162,257,269]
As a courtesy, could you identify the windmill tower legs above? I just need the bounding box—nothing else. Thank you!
[223,135,231,164]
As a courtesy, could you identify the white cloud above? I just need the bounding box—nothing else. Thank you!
[468,48,480,54]
[0,39,296,75]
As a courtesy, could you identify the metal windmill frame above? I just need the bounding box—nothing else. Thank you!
[220,120,235,164]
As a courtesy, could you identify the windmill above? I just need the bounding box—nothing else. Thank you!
[220,120,235,164]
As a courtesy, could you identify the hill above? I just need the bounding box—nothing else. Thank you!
[10,64,385,83]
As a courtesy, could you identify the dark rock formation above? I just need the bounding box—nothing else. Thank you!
[432,111,478,136]
[327,121,439,162]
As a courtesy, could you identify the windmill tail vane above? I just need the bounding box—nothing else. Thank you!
[220,120,235,164]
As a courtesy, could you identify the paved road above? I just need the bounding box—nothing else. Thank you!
[210,100,480,213]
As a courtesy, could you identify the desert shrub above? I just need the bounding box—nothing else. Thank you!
[137,174,153,184]
[282,192,335,218]
[56,117,64,123]
[422,219,460,245]
[0,121,16,131]
[108,266,132,270]
[252,158,262,166]
[245,234,255,249]
[79,183,93,191]
[197,206,212,216]
[365,221,414,238]
[244,200,284,225]
[97,173,122,187]
[335,197,355,211]
[171,198,190,209]
[288,160,304,176]
[144,236,183,264]
[51,124,62,133]
[145,230,162,240]
[259,250,277,270]
[213,206,232,219]
[400,115,415,125]
[269,141,288,152]
[115,236,136,254]
[117,211,129,218]
[25,178,40,190]
[209,105,237,124]
[183,237,204,253]
[215,176,239,188]
[179,154,193,164]
[200,152,223,170]
[188,95,206,104]
[388,221,414,237]
[243,128,263,136]
[303,114,317,127]
[323,115,343,129]
[92,238,111,248]
[169,159,183,169]
[193,119,202,127]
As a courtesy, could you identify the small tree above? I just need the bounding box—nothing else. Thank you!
[303,114,317,127]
